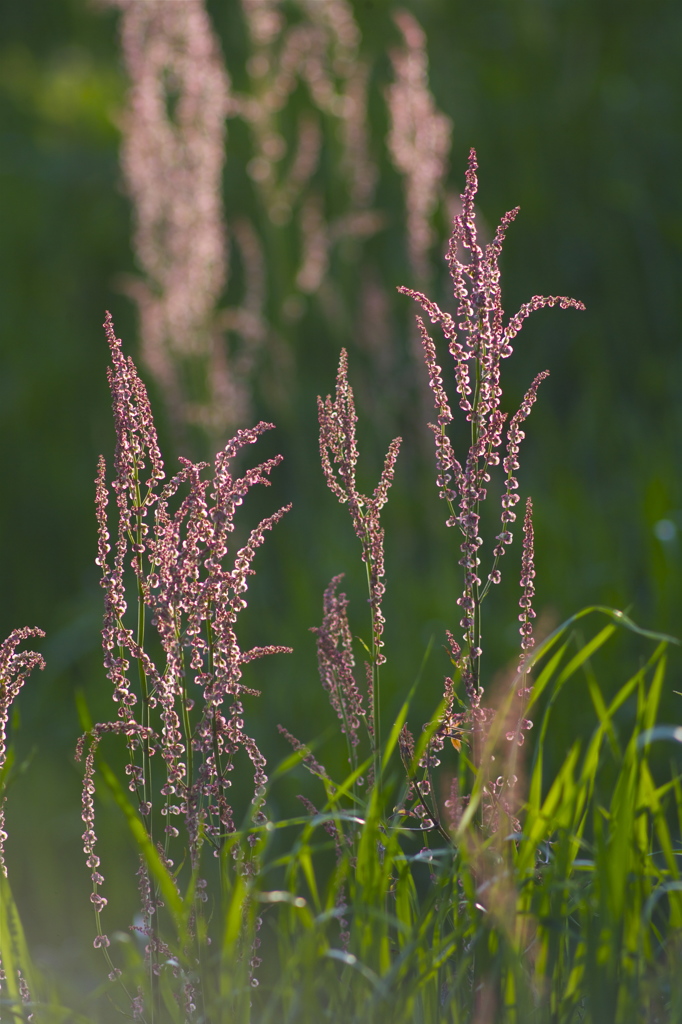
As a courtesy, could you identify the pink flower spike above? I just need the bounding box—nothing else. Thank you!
[0,626,45,877]
[518,498,537,655]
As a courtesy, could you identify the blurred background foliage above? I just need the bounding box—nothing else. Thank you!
[0,0,681,997]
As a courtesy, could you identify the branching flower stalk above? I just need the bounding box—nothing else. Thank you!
[318,351,401,784]
[399,148,584,746]
[76,314,291,1010]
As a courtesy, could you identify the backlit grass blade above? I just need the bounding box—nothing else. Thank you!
[0,872,37,1019]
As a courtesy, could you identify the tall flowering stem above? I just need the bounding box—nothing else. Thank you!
[77,314,291,997]
[399,148,584,729]
[238,0,380,289]
[101,0,245,439]
[386,9,452,283]
[318,350,401,782]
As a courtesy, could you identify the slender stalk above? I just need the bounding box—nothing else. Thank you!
[361,520,381,787]
[131,456,162,1020]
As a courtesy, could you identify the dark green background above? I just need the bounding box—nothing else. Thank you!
[0,0,680,998]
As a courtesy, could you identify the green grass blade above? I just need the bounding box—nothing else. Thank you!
[0,871,38,1015]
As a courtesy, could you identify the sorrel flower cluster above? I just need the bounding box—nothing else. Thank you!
[0,627,44,877]
[317,351,401,774]
[386,9,452,282]
[318,351,401,671]
[76,313,291,960]
[399,148,584,733]
[310,574,367,766]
